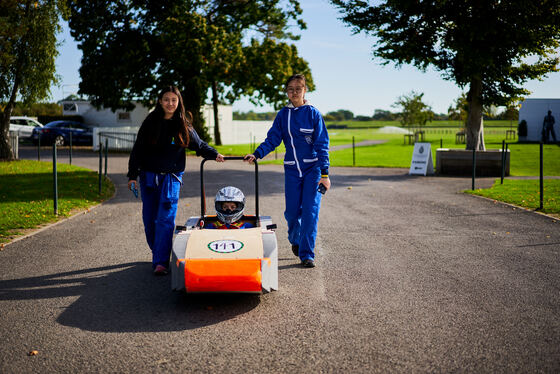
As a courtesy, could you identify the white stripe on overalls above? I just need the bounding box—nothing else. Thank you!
[287,109,302,177]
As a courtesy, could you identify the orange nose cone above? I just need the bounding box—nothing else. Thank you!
[185,259,262,292]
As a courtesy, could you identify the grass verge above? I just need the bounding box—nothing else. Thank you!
[466,179,560,218]
[0,160,114,244]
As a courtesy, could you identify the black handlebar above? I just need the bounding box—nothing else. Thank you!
[200,157,259,221]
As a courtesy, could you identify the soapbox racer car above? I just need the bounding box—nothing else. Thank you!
[171,157,278,293]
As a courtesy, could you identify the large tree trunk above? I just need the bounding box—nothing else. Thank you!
[211,80,222,146]
[0,111,15,161]
[465,77,486,151]
[0,80,20,161]
[180,78,210,142]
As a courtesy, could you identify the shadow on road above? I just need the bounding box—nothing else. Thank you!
[0,262,260,333]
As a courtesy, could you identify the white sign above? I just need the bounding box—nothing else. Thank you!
[409,142,434,175]
[207,240,244,253]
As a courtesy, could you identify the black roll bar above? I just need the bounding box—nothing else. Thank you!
[200,156,259,221]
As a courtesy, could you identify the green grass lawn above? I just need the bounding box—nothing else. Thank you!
[326,119,513,128]
[0,160,114,243]
[466,179,560,218]
[234,128,560,176]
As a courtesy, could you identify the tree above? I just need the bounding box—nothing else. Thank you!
[372,109,396,121]
[448,93,469,128]
[331,0,560,150]
[0,0,67,160]
[497,106,519,122]
[325,109,354,121]
[392,91,433,134]
[67,0,311,143]
[10,102,62,117]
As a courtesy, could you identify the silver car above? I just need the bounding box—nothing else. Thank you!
[9,116,43,139]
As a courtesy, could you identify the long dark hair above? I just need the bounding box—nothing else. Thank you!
[152,85,191,147]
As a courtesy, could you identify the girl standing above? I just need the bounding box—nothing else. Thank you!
[245,74,330,268]
[128,86,224,275]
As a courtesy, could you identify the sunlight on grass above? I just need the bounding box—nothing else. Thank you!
[466,179,560,217]
[212,127,560,176]
[0,160,114,243]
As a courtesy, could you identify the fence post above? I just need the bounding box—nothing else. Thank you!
[69,131,72,165]
[104,138,108,177]
[472,148,476,190]
[53,143,58,215]
[539,142,544,210]
[352,136,355,167]
[500,140,506,184]
[37,133,41,161]
[505,143,509,176]
[98,141,103,195]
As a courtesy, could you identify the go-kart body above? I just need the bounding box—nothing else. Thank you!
[171,158,278,293]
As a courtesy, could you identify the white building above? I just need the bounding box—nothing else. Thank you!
[204,104,272,145]
[61,99,272,149]
[518,98,560,142]
[61,100,150,128]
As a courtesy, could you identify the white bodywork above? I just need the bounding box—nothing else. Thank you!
[171,216,278,293]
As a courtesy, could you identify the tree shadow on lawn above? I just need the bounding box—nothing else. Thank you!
[0,262,260,333]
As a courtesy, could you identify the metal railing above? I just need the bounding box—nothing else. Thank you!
[95,130,137,152]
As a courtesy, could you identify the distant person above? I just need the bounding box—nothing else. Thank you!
[127,85,225,275]
[204,186,254,229]
[244,74,330,268]
[542,110,557,143]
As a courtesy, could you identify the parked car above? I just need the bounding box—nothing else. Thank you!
[9,116,43,139]
[32,120,93,146]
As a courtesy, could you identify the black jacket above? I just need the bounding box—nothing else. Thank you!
[127,113,218,180]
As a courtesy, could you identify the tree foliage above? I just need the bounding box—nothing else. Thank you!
[9,102,62,117]
[392,91,433,131]
[0,0,66,160]
[372,109,396,121]
[233,110,276,120]
[67,0,312,142]
[447,93,468,126]
[324,109,354,121]
[331,0,560,150]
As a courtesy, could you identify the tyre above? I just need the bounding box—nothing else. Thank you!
[54,135,65,146]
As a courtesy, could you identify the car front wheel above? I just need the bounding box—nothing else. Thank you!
[54,135,65,146]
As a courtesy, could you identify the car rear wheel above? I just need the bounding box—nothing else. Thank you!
[54,135,65,146]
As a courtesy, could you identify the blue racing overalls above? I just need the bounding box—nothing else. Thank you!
[128,115,219,270]
[253,102,330,261]
[139,171,183,269]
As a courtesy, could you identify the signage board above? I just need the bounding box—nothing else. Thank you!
[409,142,434,175]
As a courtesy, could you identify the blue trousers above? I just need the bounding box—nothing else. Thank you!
[139,171,183,269]
[284,166,322,261]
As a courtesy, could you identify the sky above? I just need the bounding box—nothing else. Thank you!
[50,0,560,116]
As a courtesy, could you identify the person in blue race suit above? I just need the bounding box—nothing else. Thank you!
[127,86,224,275]
[204,186,255,229]
[244,74,330,268]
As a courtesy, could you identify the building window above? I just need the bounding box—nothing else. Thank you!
[118,112,131,121]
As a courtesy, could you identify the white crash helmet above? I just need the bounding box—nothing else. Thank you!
[215,186,245,224]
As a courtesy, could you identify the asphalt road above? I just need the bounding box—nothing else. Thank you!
[1,147,559,373]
